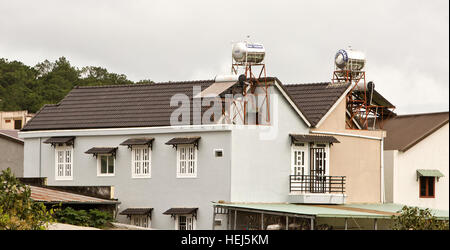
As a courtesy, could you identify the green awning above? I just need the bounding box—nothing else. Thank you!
[212,202,449,220]
[417,169,444,179]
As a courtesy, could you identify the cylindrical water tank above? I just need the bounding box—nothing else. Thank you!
[232,42,265,63]
[335,48,366,71]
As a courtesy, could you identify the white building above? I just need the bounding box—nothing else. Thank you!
[384,112,449,210]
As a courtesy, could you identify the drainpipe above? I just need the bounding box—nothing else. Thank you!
[380,137,385,203]
[39,137,42,177]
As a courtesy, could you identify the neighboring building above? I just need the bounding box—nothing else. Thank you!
[0,110,34,130]
[383,112,449,210]
[19,78,399,230]
[0,129,24,177]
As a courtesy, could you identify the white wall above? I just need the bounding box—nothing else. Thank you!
[384,123,449,210]
[230,86,310,202]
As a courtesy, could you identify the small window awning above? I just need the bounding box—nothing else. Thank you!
[120,138,154,149]
[43,136,75,147]
[290,134,340,144]
[165,137,201,149]
[85,147,118,157]
[120,208,153,217]
[417,169,444,180]
[163,208,198,218]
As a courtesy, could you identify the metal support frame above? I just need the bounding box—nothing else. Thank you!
[332,69,395,130]
[229,55,271,126]
[214,205,316,231]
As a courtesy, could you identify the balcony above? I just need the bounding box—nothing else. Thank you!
[288,175,347,204]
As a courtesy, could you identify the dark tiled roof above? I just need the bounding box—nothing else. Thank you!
[165,137,201,145]
[21,80,214,131]
[21,79,355,131]
[120,208,153,216]
[284,82,351,127]
[163,208,198,215]
[120,138,154,147]
[43,136,75,146]
[290,134,340,144]
[383,112,449,151]
[85,147,118,155]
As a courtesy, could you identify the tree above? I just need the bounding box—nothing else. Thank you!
[0,168,54,230]
[1,57,142,113]
[391,205,449,230]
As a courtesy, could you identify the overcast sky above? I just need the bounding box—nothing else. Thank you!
[0,0,448,114]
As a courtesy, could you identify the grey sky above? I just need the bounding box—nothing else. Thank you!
[0,0,448,114]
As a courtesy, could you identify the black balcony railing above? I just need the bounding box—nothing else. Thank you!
[289,175,346,194]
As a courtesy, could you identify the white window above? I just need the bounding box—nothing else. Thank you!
[176,145,197,178]
[176,215,195,230]
[131,146,151,178]
[55,146,73,180]
[131,215,150,228]
[291,144,308,176]
[97,154,115,176]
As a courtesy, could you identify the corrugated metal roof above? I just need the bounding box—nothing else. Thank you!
[120,138,154,146]
[213,203,449,220]
[85,147,118,155]
[29,185,119,204]
[165,137,201,145]
[120,208,153,216]
[163,208,198,215]
[43,136,75,145]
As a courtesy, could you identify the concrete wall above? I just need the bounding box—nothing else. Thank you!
[23,129,232,229]
[384,123,449,210]
[0,137,24,177]
[230,86,310,202]
[312,97,385,203]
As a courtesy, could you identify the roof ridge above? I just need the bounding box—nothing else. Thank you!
[74,79,214,89]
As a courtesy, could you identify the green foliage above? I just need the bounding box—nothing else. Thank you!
[0,57,153,113]
[54,207,113,228]
[391,205,449,230]
[0,168,54,230]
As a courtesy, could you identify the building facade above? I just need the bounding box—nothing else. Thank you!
[384,112,449,210]
[0,110,34,130]
[20,78,392,229]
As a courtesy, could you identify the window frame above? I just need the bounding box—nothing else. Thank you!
[176,144,198,178]
[130,215,151,228]
[419,176,435,198]
[175,214,196,230]
[97,154,115,177]
[54,145,74,181]
[291,144,308,176]
[131,145,152,179]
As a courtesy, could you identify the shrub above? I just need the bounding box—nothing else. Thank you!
[391,205,449,230]
[0,168,54,230]
[54,207,113,228]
